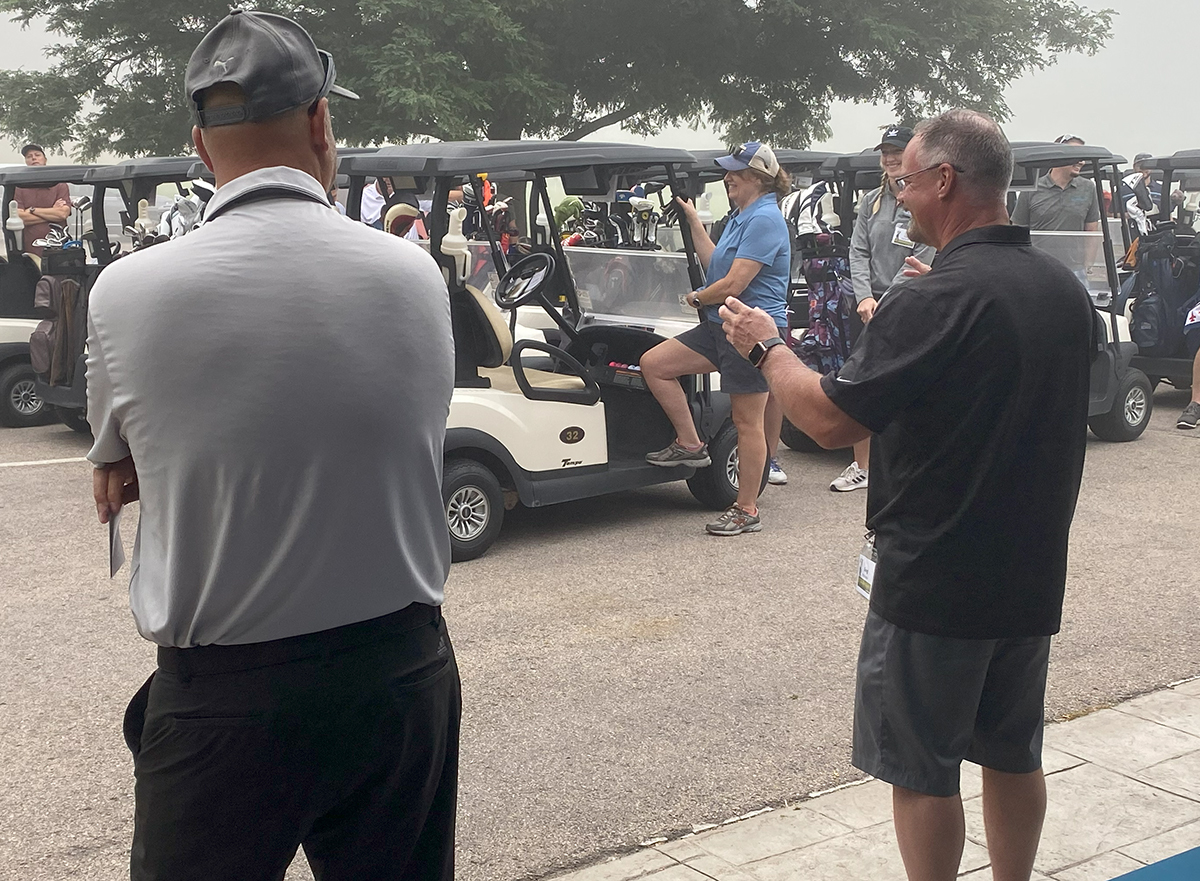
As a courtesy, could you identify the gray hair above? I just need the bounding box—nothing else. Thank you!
[913,109,1012,198]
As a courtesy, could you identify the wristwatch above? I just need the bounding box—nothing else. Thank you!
[748,336,785,368]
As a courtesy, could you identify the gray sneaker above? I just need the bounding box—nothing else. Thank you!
[830,463,868,492]
[706,504,762,536]
[1179,402,1200,430]
[646,441,711,467]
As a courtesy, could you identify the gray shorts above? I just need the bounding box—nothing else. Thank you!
[675,320,784,395]
[852,609,1051,797]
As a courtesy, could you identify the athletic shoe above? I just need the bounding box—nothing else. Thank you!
[830,463,869,492]
[646,441,711,468]
[705,504,762,536]
[768,458,788,485]
[1179,402,1200,430]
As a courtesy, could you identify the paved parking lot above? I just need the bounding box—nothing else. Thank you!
[1,385,1197,881]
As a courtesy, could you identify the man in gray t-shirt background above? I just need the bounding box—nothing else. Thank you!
[1010,134,1101,279]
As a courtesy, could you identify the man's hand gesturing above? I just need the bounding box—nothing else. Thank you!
[720,297,778,358]
[93,456,139,524]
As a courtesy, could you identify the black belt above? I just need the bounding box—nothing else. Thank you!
[156,602,441,677]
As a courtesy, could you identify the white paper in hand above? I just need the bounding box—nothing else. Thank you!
[109,509,126,577]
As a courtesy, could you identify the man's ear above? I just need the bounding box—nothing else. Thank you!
[193,126,215,174]
[309,98,332,153]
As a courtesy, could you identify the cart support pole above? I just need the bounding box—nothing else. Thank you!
[1091,160,1122,348]
[665,164,706,293]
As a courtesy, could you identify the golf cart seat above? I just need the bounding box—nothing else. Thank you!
[463,284,586,392]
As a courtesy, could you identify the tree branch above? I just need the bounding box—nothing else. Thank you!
[561,107,637,141]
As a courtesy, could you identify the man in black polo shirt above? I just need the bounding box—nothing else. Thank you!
[722,109,1091,881]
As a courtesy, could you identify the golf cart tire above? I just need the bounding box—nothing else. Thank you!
[687,422,767,510]
[780,417,824,453]
[443,458,505,563]
[1088,368,1153,443]
[53,405,93,436]
[0,362,49,428]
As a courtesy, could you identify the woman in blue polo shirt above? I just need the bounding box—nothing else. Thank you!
[641,142,791,536]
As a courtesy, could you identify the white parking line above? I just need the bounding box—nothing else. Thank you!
[0,456,89,469]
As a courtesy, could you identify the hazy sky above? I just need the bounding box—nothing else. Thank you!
[2,0,1197,166]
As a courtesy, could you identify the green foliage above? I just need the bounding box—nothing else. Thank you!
[0,0,1113,159]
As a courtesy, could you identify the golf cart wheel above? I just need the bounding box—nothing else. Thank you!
[53,406,93,436]
[443,459,504,562]
[1088,368,1152,442]
[0,363,49,428]
[687,422,768,510]
[780,416,823,453]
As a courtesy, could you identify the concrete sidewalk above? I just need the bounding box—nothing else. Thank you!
[547,679,1200,881]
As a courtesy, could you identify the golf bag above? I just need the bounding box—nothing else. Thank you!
[1129,228,1194,357]
[783,181,853,374]
[29,256,88,386]
[796,249,853,375]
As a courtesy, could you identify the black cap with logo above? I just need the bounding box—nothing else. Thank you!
[185,9,359,128]
[875,125,914,150]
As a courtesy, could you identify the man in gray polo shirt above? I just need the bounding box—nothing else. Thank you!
[86,11,458,880]
[1010,135,1101,279]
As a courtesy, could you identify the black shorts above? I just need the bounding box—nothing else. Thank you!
[852,609,1050,797]
[675,319,786,395]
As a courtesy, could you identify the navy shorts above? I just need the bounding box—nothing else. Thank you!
[852,609,1051,797]
[675,319,785,395]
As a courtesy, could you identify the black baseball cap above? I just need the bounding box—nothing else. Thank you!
[20,143,45,156]
[875,125,914,150]
[185,10,359,128]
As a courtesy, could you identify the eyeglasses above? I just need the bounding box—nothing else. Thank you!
[893,163,965,190]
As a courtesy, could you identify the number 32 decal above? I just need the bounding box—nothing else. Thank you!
[560,427,585,444]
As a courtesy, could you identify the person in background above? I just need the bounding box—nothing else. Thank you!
[328,182,347,215]
[1010,134,1100,284]
[840,125,936,494]
[360,176,393,228]
[14,143,72,258]
[641,142,791,535]
[1120,154,1155,237]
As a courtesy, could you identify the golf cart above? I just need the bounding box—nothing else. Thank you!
[23,156,214,433]
[341,141,760,561]
[1111,149,1200,393]
[1010,142,1152,441]
[0,162,101,427]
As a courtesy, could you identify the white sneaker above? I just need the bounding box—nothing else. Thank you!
[830,462,868,492]
[768,458,788,485]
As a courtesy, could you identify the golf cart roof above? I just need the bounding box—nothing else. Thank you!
[1140,149,1200,171]
[339,141,697,177]
[0,164,102,186]
[1010,143,1117,168]
[85,156,206,183]
[684,148,838,174]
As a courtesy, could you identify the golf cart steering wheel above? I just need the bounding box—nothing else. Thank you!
[494,252,557,310]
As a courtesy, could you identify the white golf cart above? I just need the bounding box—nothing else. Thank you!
[0,162,100,428]
[340,141,761,561]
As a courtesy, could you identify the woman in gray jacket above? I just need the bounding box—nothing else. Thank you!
[835,125,937,493]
